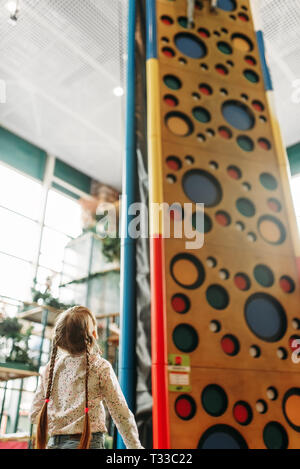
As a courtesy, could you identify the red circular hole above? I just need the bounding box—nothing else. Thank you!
[221,335,240,356]
[166,156,182,171]
[162,47,175,58]
[164,94,179,107]
[215,211,231,227]
[227,165,242,180]
[280,276,295,293]
[215,64,228,75]
[289,335,300,351]
[198,28,210,38]
[267,198,281,213]
[258,138,271,150]
[238,13,249,22]
[245,55,256,66]
[234,273,251,291]
[252,100,265,112]
[171,294,190,313]
[233,401,252,425]
[175,395,196,420]
[161,15,173,25]
[199,83,213,95]
[219,126,232,139]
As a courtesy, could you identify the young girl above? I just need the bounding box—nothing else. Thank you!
[30,306,143,449]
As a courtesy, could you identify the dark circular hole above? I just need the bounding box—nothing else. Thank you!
[172,323,199,353]
[206,256,217,268]
[171,293,191,314]
[267,387,278,401]
[237,135,254,152]
[222,100,255,131]
[245,293,287,342]
[249,345,261,358]
[163,74,182,90]
[192,211,213,233]
[236,198,256,217]
[175,32,207,59]
[170,253,205,289]
[182,169,222,206]
[244,69,260,83]
[263,422,288,449]
[217,41,232,54]
[217,0,237,11]
[253,264,274,288]
[201,384,228,417]
[198,424,248,449]
[260,173,278,191]
[206,284,229,310]
[192,106,211,123]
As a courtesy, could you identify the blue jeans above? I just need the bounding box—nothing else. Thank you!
[47,431,105,449]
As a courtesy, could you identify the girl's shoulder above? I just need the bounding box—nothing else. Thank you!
[89,352,112,372]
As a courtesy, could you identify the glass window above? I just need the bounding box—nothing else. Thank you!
[39,227,71,273]
[0,163,42,220]
[0,207,39,262]
[44,189,82,237]
[291,174,300,231]
[36,266,61,298]
[0,253,33,301]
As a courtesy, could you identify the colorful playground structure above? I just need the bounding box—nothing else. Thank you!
[119,0,300,449]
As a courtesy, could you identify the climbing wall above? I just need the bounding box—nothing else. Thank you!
[146,0,300,449]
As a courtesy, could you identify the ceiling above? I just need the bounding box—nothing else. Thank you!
[0,0,299,191]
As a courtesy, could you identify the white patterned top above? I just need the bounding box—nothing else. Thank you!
[30,348,143,449]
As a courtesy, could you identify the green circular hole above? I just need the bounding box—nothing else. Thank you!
[237,135,254,151]
[217,41,232,55]
[254,264,274,287]
[164,74,182,90]
[236,197,256,217]
[206,284,229,310]
[172,323,199,353]
[178,16,188,28]
[192,212,213,233]
[201,385,228,417]
[244,69,259,83]
[192,106,211,123]
[260,173,278,191]
[263,422,288,449]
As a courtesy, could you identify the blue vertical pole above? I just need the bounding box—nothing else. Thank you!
[117,0,137,449]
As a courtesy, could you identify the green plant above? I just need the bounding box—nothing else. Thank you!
[0,317,35,368]
[101,236,120,263]
[31,286,73,310]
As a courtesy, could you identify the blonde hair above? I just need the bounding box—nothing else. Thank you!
[36,306,99,449]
